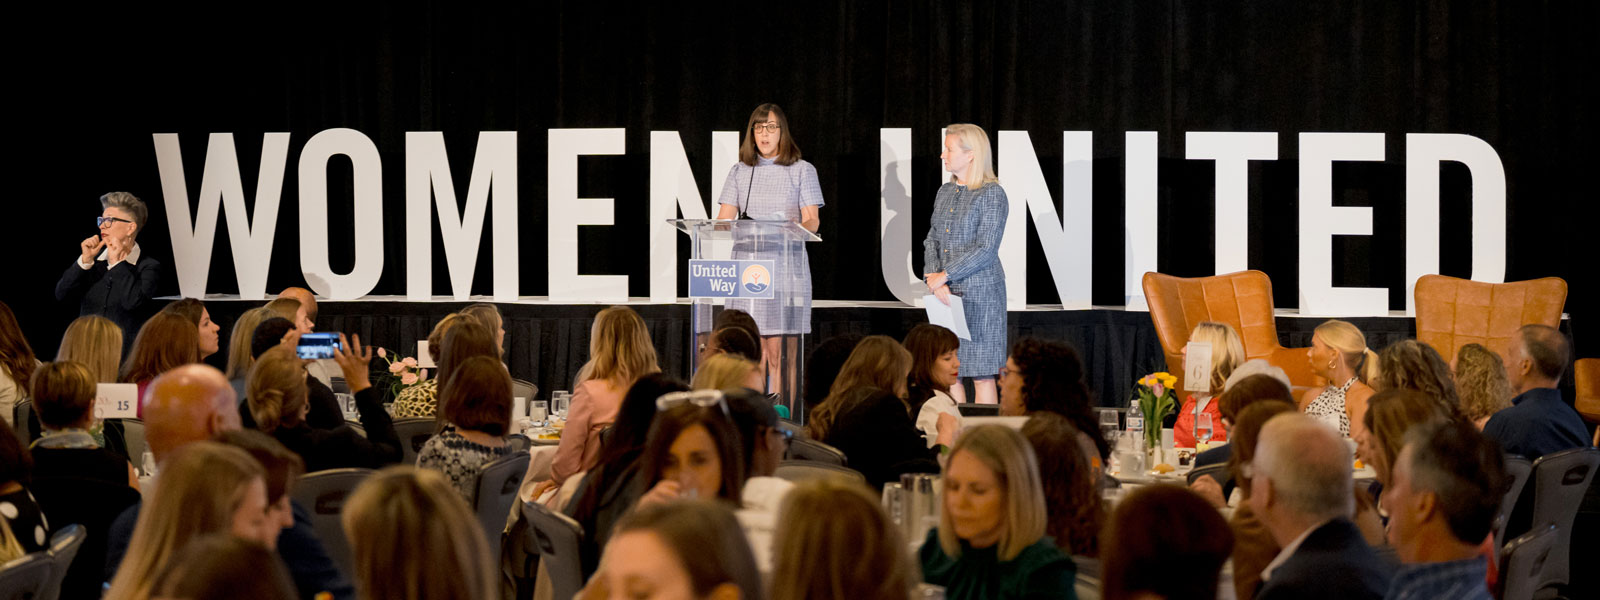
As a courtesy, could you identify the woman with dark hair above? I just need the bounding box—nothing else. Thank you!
[1021,413,1103,560]
[418,356,513,500]
[998,338,1108,462]
[160,297,222,361]
[704,325,762,365]
[905,324,963,448]
[1100,486,1233,600]
[581,500,764,600]
[148,535,298,600]
[637,402,747,506]
[122,311,200,417]
[0,301,39,426]
[806,336,955,488]
[1373,339,1460,415]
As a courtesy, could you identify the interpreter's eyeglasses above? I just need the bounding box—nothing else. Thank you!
[97,216,133,227]
[752,123,782,133]
[656,390,732,420]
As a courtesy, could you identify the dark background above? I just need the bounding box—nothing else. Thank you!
[7,1,1596,362]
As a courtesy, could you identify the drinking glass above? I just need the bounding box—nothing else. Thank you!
[555,394,571,419]
[141,450,158,478]
[531,401,550,425]
[1115,433,1145,475]
[1195,413,1214,446]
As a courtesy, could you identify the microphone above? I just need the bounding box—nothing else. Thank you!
[738,163,755,220]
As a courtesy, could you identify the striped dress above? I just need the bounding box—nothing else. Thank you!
[923,181,1009,377]
[717,156,825,335]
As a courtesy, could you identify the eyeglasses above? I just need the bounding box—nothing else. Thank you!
[752,123,782,133]
[656,390,732,420]
[97,216,133,227]
[770,426,794,448]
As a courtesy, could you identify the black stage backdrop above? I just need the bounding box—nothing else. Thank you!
[8,2,1597,362]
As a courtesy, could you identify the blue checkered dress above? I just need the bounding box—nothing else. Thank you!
[717,156,825,335]
[924,181,1008,377]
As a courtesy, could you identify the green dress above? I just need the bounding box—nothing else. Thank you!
[919,528,1078,600]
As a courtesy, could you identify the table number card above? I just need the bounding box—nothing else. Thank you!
[95,383,139,419]
[1183,341,1213,393]
[417,341,436,368]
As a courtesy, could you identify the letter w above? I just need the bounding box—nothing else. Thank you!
[153,133,290,300]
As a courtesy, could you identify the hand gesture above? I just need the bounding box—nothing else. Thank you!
[332,333,374,394]
[637,480,682,507]
[79,235,105,263]
[934,411,960,447]
[933,284,952,306]
[1189,474,1227,509]
[925,271,948,291]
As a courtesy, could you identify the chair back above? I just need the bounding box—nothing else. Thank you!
[392,417,439,465]
[1495,455,1534,554]
[777,418,805,440]
[1141,270,1315,389]
[511,379,540,405]
[29,477,140,600]
[0,553,52,600]
[11,400,33,443]
[1186,463,1233,489]
[957,403,1000,417]
[785,437,847,465]
[506,433,532,453]
[291,468,375,577]
[1499,524,1558,600]
[774,460,867,486]
[473,451,531,564]
[38,524,85,600]
[521,500,585,600]
[1527,447,1598,587]
[1574,358,1600,424]
[1413,274,1567,361]
[117,419,147,462]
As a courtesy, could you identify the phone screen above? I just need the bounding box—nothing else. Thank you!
[296,332,341,360]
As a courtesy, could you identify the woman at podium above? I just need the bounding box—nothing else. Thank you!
[716,103,824,394]
[923,124,1008,405]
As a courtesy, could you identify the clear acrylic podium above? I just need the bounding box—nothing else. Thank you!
[669,218,822,421]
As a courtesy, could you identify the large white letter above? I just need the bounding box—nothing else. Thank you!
[1125,132,1159,309]
[1298,132,1387,316]
[299,128,384,300]
[1404,133,1507,313]
[404,132,519,301]
[1186,132,1278,274]
[153,133,290,299]
[880,128,922,305]
[649,131,739,302]
[549,129,627,303]
[997,131,1094,309]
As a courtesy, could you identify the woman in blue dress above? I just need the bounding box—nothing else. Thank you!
[716,103,824,400]
[924,123,1008,405]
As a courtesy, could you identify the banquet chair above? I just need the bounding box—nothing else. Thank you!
[521,500,585,600]
[28,477,138,600]
[1495,456,1534,555]
[474,451,531,565]
[506,433,532,453]
[291,468,374,577]
[1413,274,1566,362]
[392,417,439,465]
[957,403,1000,417]
[511,379,539,405]
[0,553,52,600]
[115,419,147,463]
[1499,525,1558,600]
[1141,270,1317,391]
[1527,447,1599,589]
[774,461,866,486]
[11,400,33,443]
[785,438,847,465]
[1575,358,1600,425]
[777,418,805,440]
[38,524,84,600]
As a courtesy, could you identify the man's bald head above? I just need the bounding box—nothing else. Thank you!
[1254,413,1354,523]
[278,287,318,324]
[143,364,241,462]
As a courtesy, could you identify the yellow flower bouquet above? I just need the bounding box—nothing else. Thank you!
[1132,372,1178,449]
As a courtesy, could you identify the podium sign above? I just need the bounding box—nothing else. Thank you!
[688,259,776,299]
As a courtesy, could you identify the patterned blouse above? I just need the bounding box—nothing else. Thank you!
[416,427,512,501]
[390,379,439,419]
[1306,377,1358,436]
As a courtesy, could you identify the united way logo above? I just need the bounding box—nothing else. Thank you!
[741,264,771,294]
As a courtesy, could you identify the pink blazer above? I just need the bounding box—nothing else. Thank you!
[549,378,627,485]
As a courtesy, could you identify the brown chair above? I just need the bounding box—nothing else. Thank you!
[1142,270,1318,391]
[1413,274,1566,363]
[1575,358,1600,426]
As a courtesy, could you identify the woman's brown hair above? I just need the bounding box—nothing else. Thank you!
[738,103,802,166]
[342,466,496,600]
[149,534,298,600]
[0,301,39,392]
[56,315,122,383]
[1361,388,1455,485]
[610,500,764,600]
[1454,343,1513,424]
[1374,339,1460,414]
[436,320,500,392]
[440,356,514,437]
[1100,486,1234,600]
[806,335,911,441]
[576,306,660,387]
[770,479,917,600]
[642,404,746,503]
[247,346,309,433]
[1021,412,1104,557]
[120,312,199,384]
[30,361,97,429]
[903,324,960,415]
[216,429,306,505]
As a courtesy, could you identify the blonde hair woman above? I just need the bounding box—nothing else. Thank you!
[56,315,123,383]
[224,307,277,381]
[692,353,762,392]
[105,442,273,600]
[1300,319,1380,437]
[1453,343,1513,429]
[1174,321,1246,447]
[919,425,1075,600]
[771,479,918,600]
[342,466,496,600]
[548,306,660,490]
[923,123,1008,406]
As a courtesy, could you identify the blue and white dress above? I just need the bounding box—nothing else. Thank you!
[923,181,1008,377]
[717,156,825,335]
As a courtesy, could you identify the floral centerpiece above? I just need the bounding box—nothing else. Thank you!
[373,347,427,400]
[1132,372,1178,450]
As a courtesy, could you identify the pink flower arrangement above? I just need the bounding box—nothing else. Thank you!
[400,372,419,385]
[374,348,427,400]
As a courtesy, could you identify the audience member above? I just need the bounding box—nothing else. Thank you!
[1454,343,1514,429]
[637,400,747,505]
[0,301,39,425]
[243,317,345,429]
[714,308,763,359]
[390,313,468,418]
[920,425,1075,600]
[460,302,506,354]
[770,479,917,600]
[1382,421,1505,600]
[1359,389,1456,488]
[27,361,138,489]
[276,287,320,328]
[802,333,862,415]
[581,499,764,600]
[0,425,48,559]
[1194,373,1295,471]
[1250,414,1393,600]
[161,297,223,361]
[149,534,298,600]
[1301,319,1379,437]
[417,356,514,500]
[999,338,1109,464]
[1100,485,1234,600]
[806,335,911,441]
[1482,324,1589,461]
[248,340,401,471]
[121,311,200,416]
[1192,401,1287,600]
[703,325,762,365]
[263,297,312,334]
[1021,413,1103,560]
[105,442,273,600]
[723,388,797,573]
[55,192,161,353]
[693,352,763,392]
[223,307,276,386]
[56,314,123,383]
[1374,339,1460,414]
[1171,322,1243,447]
[550,306,661,489]
[341,466,497,600]
[808,336,953,488]
[280,287,341,387]
[905,323,964,448]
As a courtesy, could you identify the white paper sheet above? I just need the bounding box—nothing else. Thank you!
[923,294,972,341]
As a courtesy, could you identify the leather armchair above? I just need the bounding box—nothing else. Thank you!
[1575,358,1600,425]
[1413,275,1567,362]
[1142,270,1319,391]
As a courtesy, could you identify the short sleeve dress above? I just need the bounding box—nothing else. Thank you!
[923,181,1009,378]
[716,157,825,335]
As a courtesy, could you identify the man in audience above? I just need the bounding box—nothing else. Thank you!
[278,287,319,327]
[1381,421,1504,600]
[1482,325,1590,461]
[279,286,338,387]
[1251,413,1394,600]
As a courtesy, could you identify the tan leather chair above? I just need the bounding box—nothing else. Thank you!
[1413,275,1566,363]
[1142,270,1319,391]
[1575,358,1600,426]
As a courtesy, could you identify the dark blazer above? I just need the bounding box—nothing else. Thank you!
[55,252,161,352]
[1256,518,1395,600]
[821,387,940,489]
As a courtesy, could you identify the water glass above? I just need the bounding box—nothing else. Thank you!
[555,393,571,419]
[141,450,158,478]
[1115,433,1145,475]
[530,400,549,425]
[1195,413,1214,446]
[336,393,357,419]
